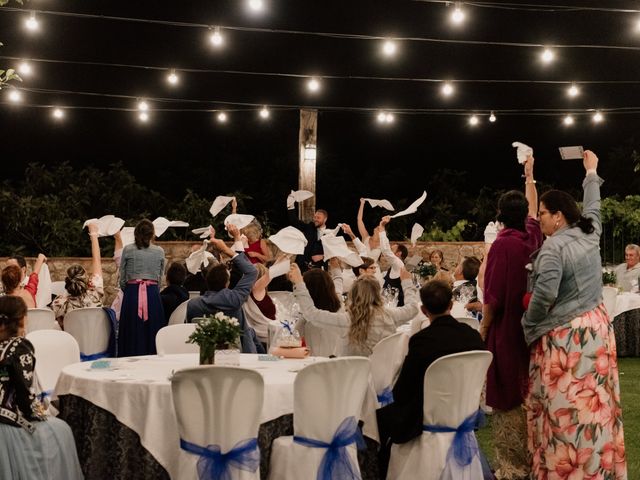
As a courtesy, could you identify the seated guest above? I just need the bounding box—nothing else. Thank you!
[160,262,189,324]
[242,221,273,265]
[186,226,264,354]
[289,262,419,356]
[614,244,640,292]
[242,263,276,347]
[376,280,486,474]
[51,222,104,327]
[2,253,47,308]
[0,296,84,479]
[452,256,482,314]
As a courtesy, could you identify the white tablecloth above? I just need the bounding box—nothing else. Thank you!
[56,353,377,480]
[615,292,640,317]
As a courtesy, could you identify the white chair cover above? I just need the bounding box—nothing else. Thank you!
[63,307,111,360]
[26,308,61,334]
[268,357,371,480]
[26,330,80,399]
[188,291,201,300]
[169,299,190,325]
[296,317,345,357]
[50,281,67,298]
[171,366,264,480]
[602,286,618,319]
[455,316,481,331]
[370,332,409,407]
[156,324,199,355]
[387,350,493,480]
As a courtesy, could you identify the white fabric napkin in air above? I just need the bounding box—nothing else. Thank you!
[321,224,343,237]
[191,226,212,239]
[223,214,254,230]
[321,236,362,267]
[83,215,125,237]
[512,141,533,165]
[209,196,235,217]
[35,263,52,308]
[268,259,291,279]
[410,223,424,247]
[287,190,314,209]
[153,217,189,237]
[120,227,135,247]
[391,191,427,219]
[269,226,307,255]
[185,241,217,275]
[484,221,499,244]
[364,198,395,211]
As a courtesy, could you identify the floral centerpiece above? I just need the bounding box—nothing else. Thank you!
[416,261,438,279]
[188,312,242,365]
[602,269,617,287]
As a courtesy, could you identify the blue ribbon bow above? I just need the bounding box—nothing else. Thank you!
[280,321,294,334]
[376,386,394,407]
[180,437,260,480]
[37,389,53,401]
[80,350,109,362]
[294,416,365,480]
[423,409,485,468]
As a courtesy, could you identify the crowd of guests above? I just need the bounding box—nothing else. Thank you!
[0,148,628,480]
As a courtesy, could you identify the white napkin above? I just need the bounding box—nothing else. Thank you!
[322,224,343,237]
[269,226,307,255]
[185,241,216,275]
[410,223,424,247]
[191,226,212,239]
[364,198,395,211]
[35,263,52,308]
[321,236,362,267]
[153,217,189,237]
[268,259,291,279]
[223,214,254,230]
[287,189,314,209]
[512,141,533,165]
[484,221,498,244]
[405,254,422,271]
[390,191,427,218]
[209,196,235,217]
[82,215,125,237]
[120,227,135,247]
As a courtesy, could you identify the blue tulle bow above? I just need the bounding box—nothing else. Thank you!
[180,437,260,480]
[423,409,485,467]
[293,416,365,480]
[280,321,294,334]
[80,350,109,361]
[37,389,53,401]
[376,386,394,407]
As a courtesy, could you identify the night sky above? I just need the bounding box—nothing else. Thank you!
[1,0,640,230]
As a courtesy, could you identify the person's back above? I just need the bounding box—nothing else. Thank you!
[119,243,165,288]
[161,262,189,323]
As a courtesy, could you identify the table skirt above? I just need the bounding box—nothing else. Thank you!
[613,309,640,356]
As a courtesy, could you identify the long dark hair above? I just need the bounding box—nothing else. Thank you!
[540,190,595,234]
[0,295,27,338]
[303,268,341,313]
[496,190,528,231]
[134,219,155,249]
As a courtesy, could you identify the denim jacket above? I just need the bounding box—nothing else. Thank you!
[522,173,604,345]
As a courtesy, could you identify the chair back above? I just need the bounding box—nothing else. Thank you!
[423,350,493,427]
[156,324,199,354]
[26,330,80,396]
[63,307,111,359]
[188,291,200,300]
[50,281,67,297]
[171,366,264,452]
[168,299,189,325]
[293,357,370,443]
[455,316,480,331]
[370,332,409,400]
[602,286,618,318]
[26,308,61,333]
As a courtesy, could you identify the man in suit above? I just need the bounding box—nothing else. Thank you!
[377,280,486,474]
[287,206,329,272]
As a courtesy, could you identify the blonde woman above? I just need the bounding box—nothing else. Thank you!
[242,222,272,265]
[289,263,418,356]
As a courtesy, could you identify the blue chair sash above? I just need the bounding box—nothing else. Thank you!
[293,416,365,480]
[423,409,485,468]
[37,389,53,401]
[180,437,259,480]
[80,350,109,362]
[376,386,394,407]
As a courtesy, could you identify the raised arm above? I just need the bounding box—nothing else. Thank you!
[524,155,538,218]
[357,198,370,240]
[32,253,47,276]
[582,150,602,236]
[88,222,103,277]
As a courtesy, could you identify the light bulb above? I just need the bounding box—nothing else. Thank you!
[8,90,22,103]
[17,62,32,76]
[217,112,228,123]
[248,0,264,12]
[489,112,497,123]
[451,6,465,25]
[377,111,387,123]
[24,13,39,31]
[307,77,320,92]
[441,82,454,96]
[636,18,640,32]
[138,112,149,122]
[52,108,64,119]
[563,115,574,126]
[592,111,603,123]
[469,115,479,126]
[259,106,270,119]
[167,70,179,85]
[568,84,579,97]
[382,40,397,57]
[385,113,395,123]
[541,48,555,64]
[210,27,224,47]
[138,101,149,112]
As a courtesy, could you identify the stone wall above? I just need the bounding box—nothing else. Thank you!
[1,241,486,305]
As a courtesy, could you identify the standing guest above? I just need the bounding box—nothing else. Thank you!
[480,154,542,480]
[118,219,166,357]
[287,204,329,272]
[0,296,84,479]
[52,222,104,328]
[523,150,626,479]
[379,216,409,306]
[614,244,640,292]
[160,262,189,324]
[2,253,47,307]
[356,198,383,261]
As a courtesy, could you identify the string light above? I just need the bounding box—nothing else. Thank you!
[540,48,555,64]
[381,40,397,57]
[563,114,574,126]
[17,61,32,76]
[166,69,179,85]
[209,27,224,47]
[450,3,466,25]
[377,111,394,124]
[469,114,479,126]
[259,106,270,119]
[592,111,604,123]
[567,84,579,97]
[307,77,321,92]
[489,111,496,122]
[247,0,264,13]
[441,82,454,96]
[137,100,149,111]
[24,12,39,32]
[636,18,640,32]
[7,89,22,103]
[217,111,228,123]
[138,111,149,122]
[52,107,64,119]
[385,112,395,123]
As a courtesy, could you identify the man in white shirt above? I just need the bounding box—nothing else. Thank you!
[614,244,640,292]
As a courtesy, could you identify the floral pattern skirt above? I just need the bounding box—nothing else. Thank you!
[526,304,627,480]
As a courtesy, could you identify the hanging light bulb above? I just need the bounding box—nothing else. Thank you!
[381,40,397,57]
[441,82,454,97]
[247,0,264,12]
[209,27,224,47]
[167,69,179,85]
[17,61,32,76]
[377,111,387,123]
[541,48,555,64]
[52,108,65,120]
[563,115,574,126]
[567,84,579,97]
[7,90,22,103]
[307,77,321,92]
[217,112,228,123]
[469,115,479,126]
[635,17,640,32]
[24,12,39,32]
[259,106,270,119]
[592,111,604,123]
[138,100,149,112]
[450,3,466,25]
[385,113,395,123]
[138,112,149,122]
[489,111,497,123]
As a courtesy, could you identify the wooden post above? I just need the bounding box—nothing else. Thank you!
[298,109,317,222]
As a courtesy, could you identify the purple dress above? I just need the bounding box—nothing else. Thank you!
[484,217,542,410]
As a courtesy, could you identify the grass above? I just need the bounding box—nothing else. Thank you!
[477,357,639,478]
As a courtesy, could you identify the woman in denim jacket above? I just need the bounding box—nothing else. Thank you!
[523,150,627,480]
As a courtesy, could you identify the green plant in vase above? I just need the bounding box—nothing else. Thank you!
[188,312,242,365]
[602,269,617,287]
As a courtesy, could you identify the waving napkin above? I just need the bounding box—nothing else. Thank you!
[321,236,363,267]
[185,240,217,274]
[223,214,254,230]
[35,263,52,308]
[191,226,212,239]
[410,223,424,247]
[83,215,125,237]
[364,198,395,211]
[268,259,291,279]
[390,191,427,219]
[512,141,533,165]
[153,217,189,237]
[286,190,314,209]
[120,227,135,247]
[321,224,343,238]
[209,195,235,217]
[269,226,307,255]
